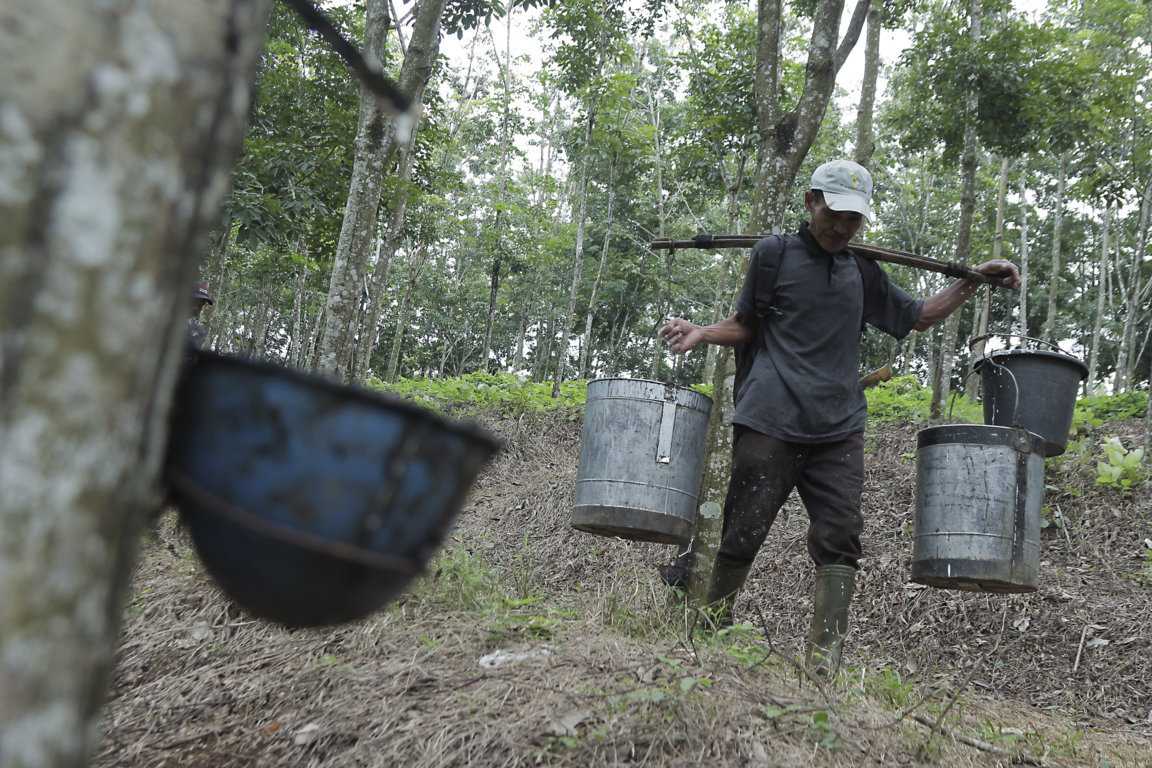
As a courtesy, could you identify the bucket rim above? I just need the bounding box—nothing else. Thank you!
[973,348,1088,379]
[184,350,503,454]
[917,423,1045,454]
[586,376,713,403]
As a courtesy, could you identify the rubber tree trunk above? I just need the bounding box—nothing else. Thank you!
[1087,206,1111,393]
[385,246,430,381]
[351,114,422,384]
[482,3,516,374]
[315,0,393,379]
[0,2,270,766]
[1042,154,1068,343]
[964,155,1009,400]
[201,223,233,342]
[552,106,596,398]
[648,70,670,380]
[853,4,882,167]
[288,258,310,367]
[580,168,616,379]
[686,242,746,610]
[931,0,982,420]
[1017,176,1030,337]
[749,0,870,228]
[684,0,869,603]
[512,313,529,372]
[1113,177,1152,392]
[316,0,444,381]
[1145,334,1152,461]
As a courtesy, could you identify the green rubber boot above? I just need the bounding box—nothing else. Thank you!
[703,556,753,629]
[805,564,856,679]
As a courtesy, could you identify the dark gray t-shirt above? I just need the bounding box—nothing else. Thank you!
[732,226,923,443]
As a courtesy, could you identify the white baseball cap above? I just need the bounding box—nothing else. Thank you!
[811,160,873,222]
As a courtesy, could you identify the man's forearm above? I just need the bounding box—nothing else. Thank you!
[701,314,755,346]
[914,279,983,331]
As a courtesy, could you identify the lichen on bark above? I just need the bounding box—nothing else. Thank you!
[0,1,272,765]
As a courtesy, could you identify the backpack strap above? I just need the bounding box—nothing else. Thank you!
[733,234,787,404]
[849,250,879,332]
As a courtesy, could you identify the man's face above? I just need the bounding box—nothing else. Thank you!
[805,191,864,253]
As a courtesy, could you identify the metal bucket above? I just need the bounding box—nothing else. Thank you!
[165,351,500,627]
[911,424,1044,593]
[571,378,712,544]
[970,334,1087,457]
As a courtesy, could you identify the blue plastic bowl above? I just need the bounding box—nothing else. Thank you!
[165,352,500,627]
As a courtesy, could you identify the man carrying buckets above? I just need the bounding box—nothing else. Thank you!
[659,159,1021,677]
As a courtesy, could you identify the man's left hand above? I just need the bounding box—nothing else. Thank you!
[973,259,1021,290]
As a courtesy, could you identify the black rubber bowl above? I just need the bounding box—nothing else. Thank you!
[165,352,500,627]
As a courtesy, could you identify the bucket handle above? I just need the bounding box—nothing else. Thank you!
[967,332,1069,356]
[984,352,1022,429]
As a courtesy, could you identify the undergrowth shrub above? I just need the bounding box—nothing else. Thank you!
[864,375,982,424]
[371,372,586,413]
[1094,437,1146,492]
[372,373,1149,441]
[1073,391,1147,431]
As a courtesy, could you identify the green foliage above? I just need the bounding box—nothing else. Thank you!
[864,375,982,424]
[421,546,506,612]
[413,547,576,643]
[757,702,839,751]
[886,5,1109,161]
[863,666,916,709]
[1094,437,1146,492]
[1073,391,1147,430]
[372,372,587,413]
[605,671,714,711]
[706,623,771,668]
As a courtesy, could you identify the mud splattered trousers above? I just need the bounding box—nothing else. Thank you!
[715,426,865,575]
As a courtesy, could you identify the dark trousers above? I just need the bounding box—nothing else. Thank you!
[715,426,865,573]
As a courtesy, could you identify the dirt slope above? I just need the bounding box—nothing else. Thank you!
[96,412,1152,767]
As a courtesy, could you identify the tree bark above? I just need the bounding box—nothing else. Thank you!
[248,299,274,357]
[351,113,422,384]
[964,154,1008,400]
[512,312,529,372]
[1042,153,1067,342]
[750,0,870,229]
[580,167,616,378]
[552,106,596,397]
[0,1,270,765]
[931,0,981,419]
[315,0,392,378]
[481,4,516,374]
[1017,176,1030,337]
[1113,177,1152,392]
[385,245,429,381]
[315,0,444,381]
[288,258,309,367]
[853,4,882,167]
[534,310,554,382]
[647,67,669,379]
[1087,206,1110,393]
[201,223,233,341]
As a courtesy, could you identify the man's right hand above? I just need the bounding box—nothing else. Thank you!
[659,317,706,354]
